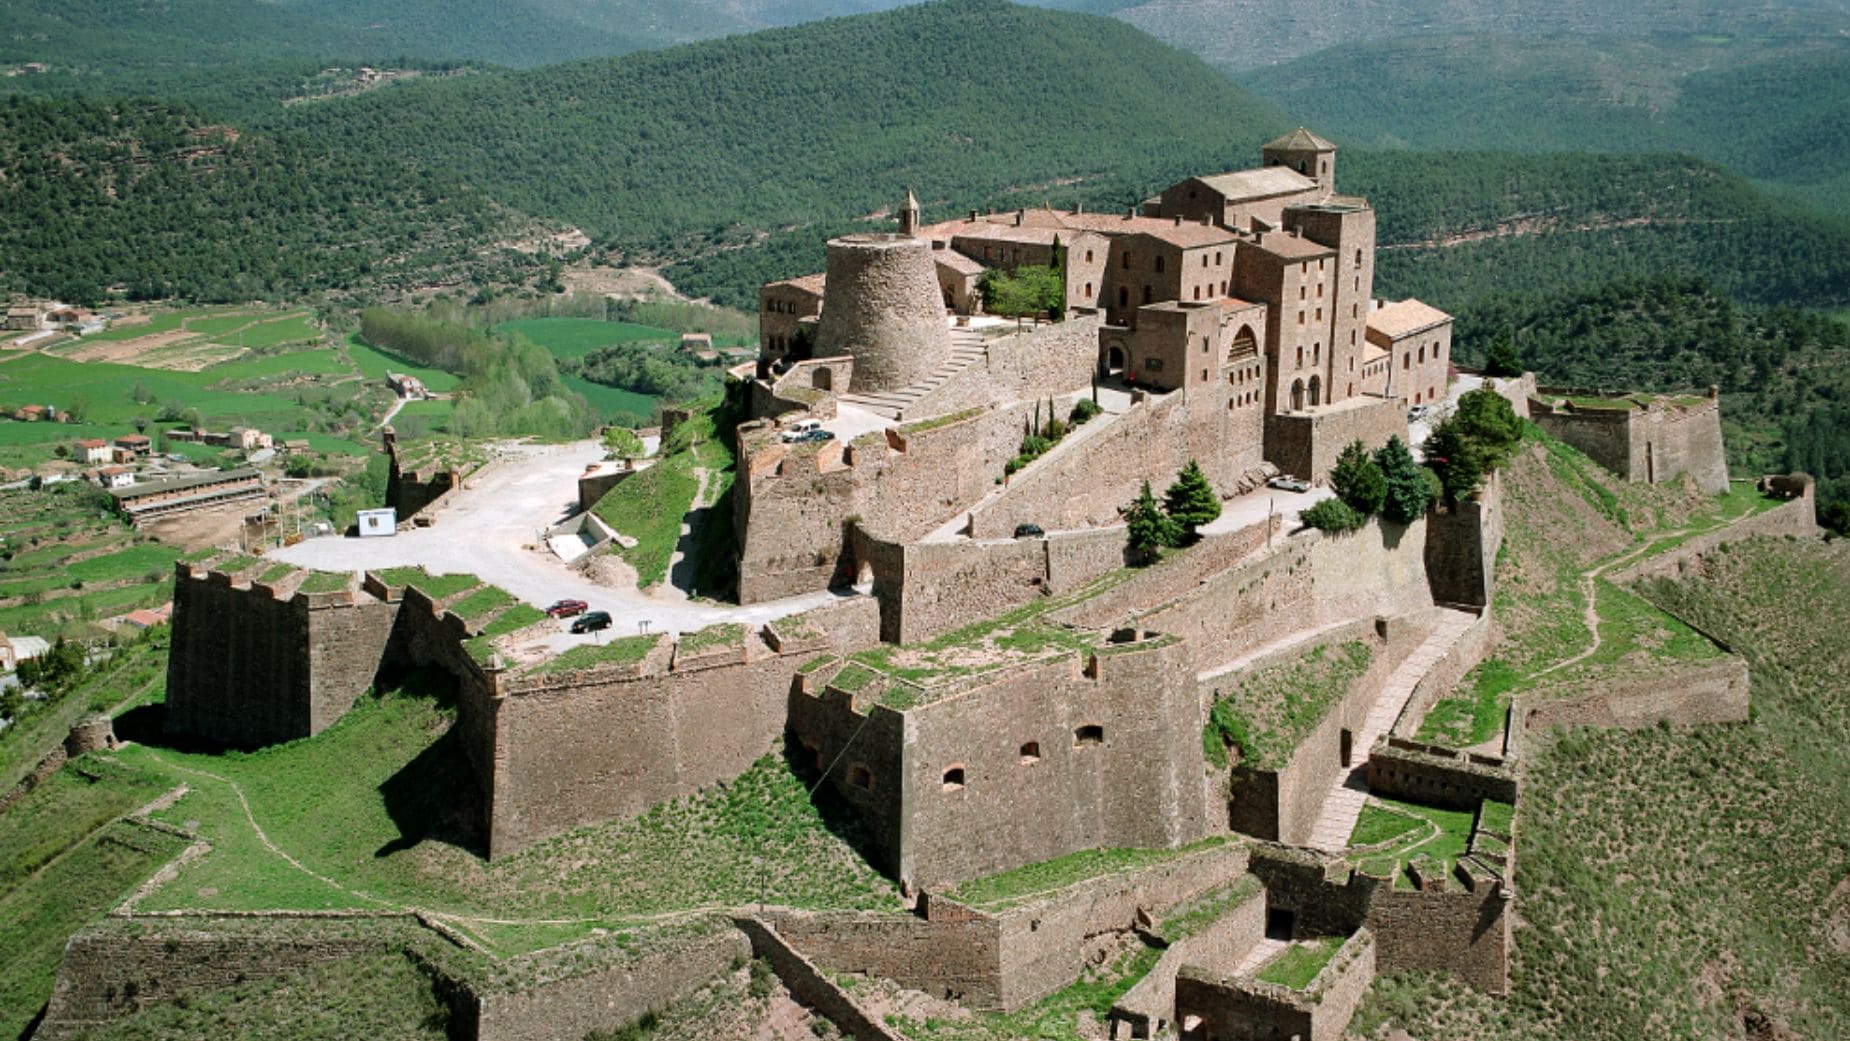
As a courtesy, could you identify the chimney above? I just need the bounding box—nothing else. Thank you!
[1015,211,1024,226]
[970,210,979,221]
[1126,206,1136,218]
[1201,216,1211,226]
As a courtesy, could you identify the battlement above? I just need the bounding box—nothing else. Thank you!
[1529,386,1728,493]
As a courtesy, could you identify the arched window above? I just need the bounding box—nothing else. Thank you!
[1291,379,1305,411]
[1074,724,1104,747]
[1309,375,1322,406]
[942,766,965,792]
[1019,742,1041,764]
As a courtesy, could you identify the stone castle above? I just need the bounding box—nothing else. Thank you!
[39,131,1815,1041]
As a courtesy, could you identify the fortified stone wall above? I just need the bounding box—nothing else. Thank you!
[1266,396,1408,482]
[815,235,953,394]
[1608,478,1821,584]
[165,563,396,748]
[1222,618,1425,845]
[1391,608,1492,739]
[1425,470,1504,608]
[756,906,1004,1008]
[465,927,750,1041]
[36,921,388,1040]
[734,918,907,1041]
[1110,879,1265,1039]
[1246,845,1511,994]
[477,614,856,859]
[1530,392,1728,494]
[1365,738,1518,809]
[1174,928,1376,1041]
[902,313,1104,421]
[1512,655,1750,736]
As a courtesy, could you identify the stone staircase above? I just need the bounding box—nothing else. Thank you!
[837,327,987,420]
[1305,609,1480,852]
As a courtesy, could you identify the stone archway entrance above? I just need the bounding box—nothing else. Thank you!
[1105,344,1126,375]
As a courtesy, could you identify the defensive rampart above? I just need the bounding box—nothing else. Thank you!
[903,312,1104,421]
[165,562,394,748]
[1608,476,1821,584]
[1174,928,1376,1041]
[1529,389,1728,494]
[1425,470,1504,608]
[1510,655,1750,738]
[1266,395,1408,483]
[1110,878,1266,1039]
[1365,738,1518,809]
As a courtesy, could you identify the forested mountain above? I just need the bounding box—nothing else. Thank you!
[1244,34,1850,214]
[1110,0,1850,72]
[271,0,1288,254]
[0,97,542,304]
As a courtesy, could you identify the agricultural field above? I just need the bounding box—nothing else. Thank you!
[492,317,681,360]
[0,484,176,639]
[53,309,320,370]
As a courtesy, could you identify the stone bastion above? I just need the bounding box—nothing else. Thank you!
[814,233,954,394]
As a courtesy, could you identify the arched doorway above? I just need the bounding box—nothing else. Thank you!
[1105,344,1126,376]
[1308,375,1322,406]
[1290,379,1305,411]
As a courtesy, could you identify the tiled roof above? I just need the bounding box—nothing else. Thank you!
[1250,231,1335,260]
[1367,299,1452,339]
[1265,127,1337,152]
[935,251,986,276]
[769,273,827,295]
[1196,167,1318,201]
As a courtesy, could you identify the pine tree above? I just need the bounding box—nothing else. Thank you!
[1484,328,1523,377]
[1124,480,1176,565]
[1163,459,1221,541]
[1374,436,1434,524]
[1329,440,1386,516]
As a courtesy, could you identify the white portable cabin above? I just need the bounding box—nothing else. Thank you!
[357,508,397,537]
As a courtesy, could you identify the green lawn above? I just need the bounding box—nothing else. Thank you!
[1256,936,1344,989]
[80,307,246,343]
[534,635,659,674]
[948,838,1233,910]
[1349,797,1476,887]
[563,373,657,424]
[493,318,678,360]
[592,457,699,589]
[66,544,182,585]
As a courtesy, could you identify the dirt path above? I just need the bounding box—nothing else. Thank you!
[662,466,714,601]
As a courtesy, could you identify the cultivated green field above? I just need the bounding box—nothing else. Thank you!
[344,334,461,393]
[0,486,175,640]
[492,317,679,360]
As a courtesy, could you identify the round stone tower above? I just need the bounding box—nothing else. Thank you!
[64,713,115,757]
[814,234,952,394]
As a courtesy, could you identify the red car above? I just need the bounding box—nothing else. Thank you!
[545,599,588,618]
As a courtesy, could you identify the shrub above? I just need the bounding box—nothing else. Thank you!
[1069,398,1101,424]
[1302,498,1365,534]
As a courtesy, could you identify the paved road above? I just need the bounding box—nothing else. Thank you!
[269,439,845,642]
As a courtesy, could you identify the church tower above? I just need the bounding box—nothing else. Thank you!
[1263,128,1338,198]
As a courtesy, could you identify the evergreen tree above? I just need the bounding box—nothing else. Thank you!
[1163,460,1221,541]
[1451,388,1523,463]
[1375,436,1434,524]
[1329,440,1386,516]
[1124,480,1177,565]
[1484,328,1523,377]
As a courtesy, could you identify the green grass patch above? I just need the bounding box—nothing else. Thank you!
[256,563,296,585]
[678,622,745,654]
[1256,935,1344,990]
[1345,797,1476,888]
[1203,641,1373,770]
[446,585,514,623]
[592,458,699,589]
[343,334,460,393]
[1479,799,1514,836]
[534,635,660,674]
[893,942,1161,1041]
[296,571,353,595]
[1415,658,1521,747]
[948,837,1232,910]
[1158,875,1263,941]
[478,603,545,638]
[493,318,677,360]
[1348,803,1425,848]
[372,567,480,600]
[65,543,181,585]
[0,756,170,892]
[562,373,658,424]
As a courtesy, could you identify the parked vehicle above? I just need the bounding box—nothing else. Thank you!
[780,419,823,443]
[546,599,588,618]
[801,429,837,442]
[1014,523,1046,538]
[1267,475,1311,493]
[1408,405,1432,421]
[570,610,613,634]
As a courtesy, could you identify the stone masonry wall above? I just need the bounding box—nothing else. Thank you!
[467,927,750,1041]
[1391,608,1492,739]
[1425,470,1504,609]
[1608,480,1821,584]
[756,907,1004,1008]
[1365,738,1518,810]
[895,636,1215,890]
[1530,394,1729,494]
[1514,655,1751,734]
[1265,396,1408,483]
[1110,880,1265,1039]
[903,313,1104,421]
[734,918,907,1041]
[36,923,387,1040]
[1174,928,1376,1041]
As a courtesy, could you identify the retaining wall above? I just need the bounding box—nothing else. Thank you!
[1174,928,1376,1041]
[1110,880,1265,1039]
[734,918,908,1041]
[1608,478,1821,585]
[1513,655,1751,734]
[1365,738,1518,810]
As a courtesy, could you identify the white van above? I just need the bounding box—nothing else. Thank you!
[780,419,822,442]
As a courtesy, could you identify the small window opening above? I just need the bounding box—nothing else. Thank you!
[1019,742,1041,764]
[1075,724,1104,747]
[848,763,874,790]
[942,766,965,792]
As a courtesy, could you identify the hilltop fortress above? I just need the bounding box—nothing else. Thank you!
[43,133,1818,1041]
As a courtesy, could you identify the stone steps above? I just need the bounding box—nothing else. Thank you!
[1304,609,1480,852]
[838,338,989,421]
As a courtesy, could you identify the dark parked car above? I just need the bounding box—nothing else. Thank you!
[546,599,588,618]
[1014,523,1045,538]
[802,429,837,443]
[569,610,612,634]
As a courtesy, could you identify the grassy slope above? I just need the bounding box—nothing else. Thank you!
[1358,535,1850,1040]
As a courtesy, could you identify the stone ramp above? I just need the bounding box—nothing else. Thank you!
[838,327,986,420]
[1305,609,1480,852]
[1232,936,1288,977]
